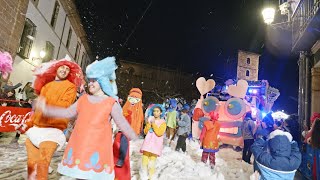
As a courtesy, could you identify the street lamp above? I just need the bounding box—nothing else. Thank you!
[261,1,292,29]
[39,50,46,59]
[262,7,275,24]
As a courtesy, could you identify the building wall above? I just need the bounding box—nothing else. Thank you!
[9,0,91,85]
[117,60,195,101]
[311,67,320,114]
[0,0,28,55]
[237,50,260,81]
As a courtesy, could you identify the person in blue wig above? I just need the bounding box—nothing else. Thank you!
[36,57,138,180]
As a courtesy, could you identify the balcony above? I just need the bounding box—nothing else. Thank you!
[292,0,320,51]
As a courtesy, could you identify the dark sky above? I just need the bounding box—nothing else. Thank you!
[75,0,299,114]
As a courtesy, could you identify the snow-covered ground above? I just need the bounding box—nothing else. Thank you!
[0,132,254,180]
[129,138,253,180]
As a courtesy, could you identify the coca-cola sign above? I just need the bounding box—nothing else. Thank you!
[0,107,32,132]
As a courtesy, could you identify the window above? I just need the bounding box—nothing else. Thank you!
[246,70,250,76]
[247,58,250,64]
[18,19,36,59]
[50,1,60,28]
[74,42,81,61]
[66,28,72,49]
[81,52,86,65]
[43,41,55,62]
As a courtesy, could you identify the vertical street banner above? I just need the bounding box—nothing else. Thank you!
[0,107,32,132]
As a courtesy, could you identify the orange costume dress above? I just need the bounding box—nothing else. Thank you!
[58,95,116,179]
[42,94,137,179]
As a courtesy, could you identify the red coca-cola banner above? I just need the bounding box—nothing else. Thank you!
[0,106,32,132]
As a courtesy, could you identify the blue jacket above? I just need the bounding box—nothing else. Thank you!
[177,114,191,136]
[251,135,301,179]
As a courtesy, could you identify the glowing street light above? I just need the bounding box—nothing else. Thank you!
[262,7,275,24]
[39,50,46,59]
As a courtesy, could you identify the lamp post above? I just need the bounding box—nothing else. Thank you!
[261,0,311,134]
[261,1,292,29]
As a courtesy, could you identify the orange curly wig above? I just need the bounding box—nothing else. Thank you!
[33,59,84,94]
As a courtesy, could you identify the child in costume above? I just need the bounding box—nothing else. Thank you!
[175,108,191,152]
[251,129,301,180]
[166,99,179,145]
[199,111,221,169]
[16,59,82,180]
[37,57,138,180]
[140,104,167,179]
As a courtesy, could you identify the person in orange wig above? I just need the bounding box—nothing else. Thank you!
[113,88,143,171]
[17,59,83,180]
[122,88,144,135]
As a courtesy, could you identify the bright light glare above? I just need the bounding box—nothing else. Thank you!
[262,7,275,24]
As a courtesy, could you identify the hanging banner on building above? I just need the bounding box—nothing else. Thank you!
[0,107,32,132]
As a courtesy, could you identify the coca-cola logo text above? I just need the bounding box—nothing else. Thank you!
[0,110,31,126]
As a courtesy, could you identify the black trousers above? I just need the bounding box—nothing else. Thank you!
[175,135,187,152]
[242,139,254,163]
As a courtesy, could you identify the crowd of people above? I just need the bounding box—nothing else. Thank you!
[0,81,37,108]
[0,55,319,180]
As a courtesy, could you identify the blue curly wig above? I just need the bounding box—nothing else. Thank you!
[148,104,166,118]
[86,57,118,98]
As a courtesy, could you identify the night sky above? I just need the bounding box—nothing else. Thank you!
[75,0,299,114]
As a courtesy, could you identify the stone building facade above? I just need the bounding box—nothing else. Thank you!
[237,50,260,81]
[117,60,197,104]
[0,0,93,85]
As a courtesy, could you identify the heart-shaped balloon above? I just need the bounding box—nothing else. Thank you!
[227,79,248,98]
[196,77,216,95]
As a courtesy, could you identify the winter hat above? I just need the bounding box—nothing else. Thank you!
[269,129,293,142]
[183,104,190,111]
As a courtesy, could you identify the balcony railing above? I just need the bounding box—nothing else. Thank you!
[292,0,320,50]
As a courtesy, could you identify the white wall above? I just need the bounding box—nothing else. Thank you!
[10,0,91,86]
